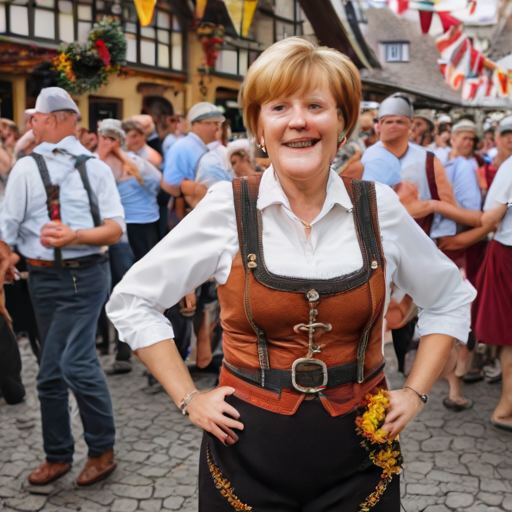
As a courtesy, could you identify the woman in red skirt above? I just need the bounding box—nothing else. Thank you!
[473,157,512,432]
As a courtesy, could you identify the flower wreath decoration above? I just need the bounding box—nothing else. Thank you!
[197,22,225,72]
[53,17,127,95]
[356,388,404,511]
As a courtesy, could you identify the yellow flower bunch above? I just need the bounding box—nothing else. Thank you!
[356,389,391,443]
[356,388,403,511]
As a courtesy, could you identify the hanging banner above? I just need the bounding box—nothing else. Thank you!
[195,0,208,19]
[223,0,243,35]
[134,0,157,26]
[242,0,258,37]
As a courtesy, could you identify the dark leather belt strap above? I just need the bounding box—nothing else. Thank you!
[223,360,359,393]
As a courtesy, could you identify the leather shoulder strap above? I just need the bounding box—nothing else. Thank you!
[75,155,102,227]
[30,152,63,267]
[426,151,440,201]
[232,174,263,270]
[30,152,52,187]
[341,175,384,264]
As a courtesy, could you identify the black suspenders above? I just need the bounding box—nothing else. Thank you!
[30,152,102,267]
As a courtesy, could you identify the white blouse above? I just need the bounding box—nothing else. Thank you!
[106,167,476,351]
[484,156,512,246]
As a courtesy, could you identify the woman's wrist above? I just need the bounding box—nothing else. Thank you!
[179,389,200,415]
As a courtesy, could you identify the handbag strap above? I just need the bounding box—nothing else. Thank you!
[30,152,63,267]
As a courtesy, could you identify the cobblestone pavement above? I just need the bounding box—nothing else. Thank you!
[1,340,511,512]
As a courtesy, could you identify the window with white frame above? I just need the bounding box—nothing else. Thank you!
[381,41,410,63]
[0,0,185,72]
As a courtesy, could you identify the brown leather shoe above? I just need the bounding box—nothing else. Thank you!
[76,449,116,486]
[28,461,71,485]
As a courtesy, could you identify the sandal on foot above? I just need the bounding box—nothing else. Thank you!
[443,397,474,412]
[490,418,512,433]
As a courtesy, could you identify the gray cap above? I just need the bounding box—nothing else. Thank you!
[378,94,413,120]
[413,111,435,130]
[99,119,125,146]
[187,102,225,124]
[34,87,80,115]
[451,119,477,134]
[498,115,512,135]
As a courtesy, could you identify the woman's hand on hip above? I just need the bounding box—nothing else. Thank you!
[186,386,243,445]
[381,388,425,440]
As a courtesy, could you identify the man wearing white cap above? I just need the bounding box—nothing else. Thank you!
[480,116,512,191]
[362,93,457,239]
[161,101,225,198]
[0,87,125,486]
[410,111,435,148]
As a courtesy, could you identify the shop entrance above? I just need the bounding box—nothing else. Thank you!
[0,81,14,120]
[89,97,123,132]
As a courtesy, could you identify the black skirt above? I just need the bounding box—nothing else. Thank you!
[199,395,400,512]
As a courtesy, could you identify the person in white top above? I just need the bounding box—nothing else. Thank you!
[472,158,512,432]
[1,88,124,487]
[107,38,474,511]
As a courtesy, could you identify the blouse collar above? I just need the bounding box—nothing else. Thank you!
[257,165,353,225]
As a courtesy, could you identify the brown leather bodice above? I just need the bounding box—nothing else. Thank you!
[217,175,387,416]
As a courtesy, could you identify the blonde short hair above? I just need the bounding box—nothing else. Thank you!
[240,37,361,139]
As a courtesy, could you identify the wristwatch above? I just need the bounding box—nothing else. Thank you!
[403,386,428,404]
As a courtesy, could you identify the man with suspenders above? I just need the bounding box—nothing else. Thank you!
[0,88,125,486]
[362,93,475,411]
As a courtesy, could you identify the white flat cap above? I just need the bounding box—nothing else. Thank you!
[378,94,413,120]
[451,119,477,134]
[35,87,80,115]
[498,115,512,134]
[187,102,225,124]
[99,118,125,145]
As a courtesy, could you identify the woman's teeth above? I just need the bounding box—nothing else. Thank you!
[285,140,317,148]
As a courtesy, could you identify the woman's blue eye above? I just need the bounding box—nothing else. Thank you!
[310,104,321,109]
[272,105,285,111]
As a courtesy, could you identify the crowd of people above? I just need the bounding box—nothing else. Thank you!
[0,39,510,508]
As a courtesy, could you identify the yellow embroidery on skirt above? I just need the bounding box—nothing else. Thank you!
[206,441,252,511]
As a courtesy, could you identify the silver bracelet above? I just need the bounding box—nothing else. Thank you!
[179,390,200,415]
[403,386,428,404]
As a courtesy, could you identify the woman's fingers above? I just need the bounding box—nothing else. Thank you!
[209,423,230,445]
[221,402,241,420]
[218,415,244,432]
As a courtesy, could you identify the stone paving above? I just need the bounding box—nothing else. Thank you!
[1,340,511,512]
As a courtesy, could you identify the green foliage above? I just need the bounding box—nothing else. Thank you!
[53,17,127,95]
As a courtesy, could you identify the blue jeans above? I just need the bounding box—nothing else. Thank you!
[28,260,115,462]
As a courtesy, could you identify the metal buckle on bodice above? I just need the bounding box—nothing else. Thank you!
[291,358,328,393]
[291,289,332,394]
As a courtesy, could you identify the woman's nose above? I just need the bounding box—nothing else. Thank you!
[288,106,307,129]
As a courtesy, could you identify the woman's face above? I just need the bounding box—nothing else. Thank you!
[258,85,343,183]
[230,153,253,177]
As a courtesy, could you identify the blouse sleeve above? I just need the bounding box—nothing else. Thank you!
[376,182,476,343]
[106,181,239,351]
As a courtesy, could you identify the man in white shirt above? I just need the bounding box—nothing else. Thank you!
[1,88,124,487]
[362,93,456,239]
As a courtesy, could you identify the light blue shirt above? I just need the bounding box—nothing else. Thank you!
[361,144,402,186]
[431,156,482,237]
[0,136,125,260]
[162,133,180,156]
[117,153,161,224]
[195,143,232,188]
[163,133,207,186]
